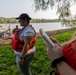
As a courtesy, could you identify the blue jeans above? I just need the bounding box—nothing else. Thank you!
[15,50,36,75]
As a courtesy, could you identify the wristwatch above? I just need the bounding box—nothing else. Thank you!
[52,56,66,68]
[20,57,25,60]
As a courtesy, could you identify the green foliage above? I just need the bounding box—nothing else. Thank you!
[0,17,60,23]
[0,45,21,75]
[31,38,51,75]
[54,30,75,43]
[0,17,18,23]
[0,39,51,75]
[34,0,76,27]
[34,0,73,17]
[0,30,75,75]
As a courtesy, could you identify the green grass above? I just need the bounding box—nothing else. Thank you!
[54,30,75,43]
[0,30,75,75]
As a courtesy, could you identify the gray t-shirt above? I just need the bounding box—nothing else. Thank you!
[18,25,35,40]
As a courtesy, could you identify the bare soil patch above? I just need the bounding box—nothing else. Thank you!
[0,38,11,46]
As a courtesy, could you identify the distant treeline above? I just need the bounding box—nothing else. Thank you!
[0,17,61,23]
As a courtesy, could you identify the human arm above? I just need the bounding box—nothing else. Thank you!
[46,43,76,75]
[21,36,34,58]
[57,61,76,75]
[18,36,34,64]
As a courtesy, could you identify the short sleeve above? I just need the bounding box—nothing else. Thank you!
[23,26,35,37]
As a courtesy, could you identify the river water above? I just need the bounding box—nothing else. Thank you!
[3,22,70,33]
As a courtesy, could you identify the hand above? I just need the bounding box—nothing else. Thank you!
[46,43,62,61]
[18,58,24,65]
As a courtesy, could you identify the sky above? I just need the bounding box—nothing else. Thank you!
[0,0,76,19]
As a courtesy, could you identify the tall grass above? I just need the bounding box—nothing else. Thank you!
[0,30,75,75]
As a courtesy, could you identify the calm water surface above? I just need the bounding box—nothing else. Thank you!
[3,22,69,33]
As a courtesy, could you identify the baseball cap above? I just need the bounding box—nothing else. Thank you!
[15,13,31,20]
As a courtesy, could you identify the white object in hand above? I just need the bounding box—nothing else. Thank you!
[39,28,55,48]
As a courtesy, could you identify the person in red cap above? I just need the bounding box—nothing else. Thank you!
[45,32,76,75]
[11,13,37,75]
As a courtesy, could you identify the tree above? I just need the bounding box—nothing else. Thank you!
[34,0,76,27]
[0,18,5,23]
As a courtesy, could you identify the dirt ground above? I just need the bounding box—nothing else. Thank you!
[0,38,11,46]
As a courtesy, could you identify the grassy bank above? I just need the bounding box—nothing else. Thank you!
[0,30,75,75]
